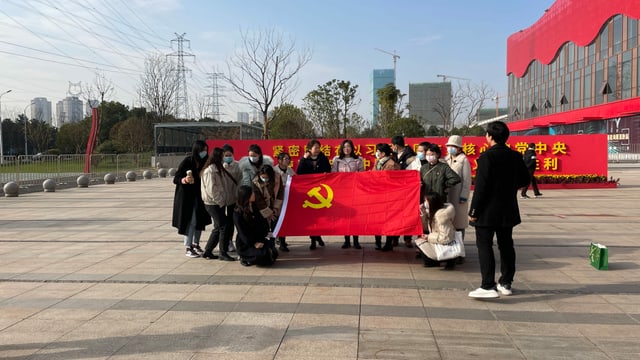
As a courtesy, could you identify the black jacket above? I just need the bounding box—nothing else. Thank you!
[171,156,212,235]
[523,148,537,171]
[296,153,331,174]
[468,144,529,228]
[396,147,416,169]
[234,206,270,260]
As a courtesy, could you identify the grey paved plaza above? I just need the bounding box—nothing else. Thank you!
[1,167,639,359]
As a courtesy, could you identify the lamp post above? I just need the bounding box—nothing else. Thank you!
[0,89,13,165]
[23,103,30,155]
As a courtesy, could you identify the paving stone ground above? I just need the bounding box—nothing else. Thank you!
[1,166,639,359]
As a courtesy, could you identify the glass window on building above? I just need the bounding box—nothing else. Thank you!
[613,15,623,54]
[573,70,581,108]
[608,56,618,101]
[558,45,566,74]
[600,22,609,60]
[622,51,632,99]
[584,71,592,107]
[568,43,575,70]
[628,17,638,49]
[588,42,596,65]
[577,44,584,68]
[564,74,571,109]
[595,61,604,105]
[556,81,562,112]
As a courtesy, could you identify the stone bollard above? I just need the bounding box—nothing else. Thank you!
[77,175,90,188]
[158,168,168,178]
[43,179,56,192]
[125,171,137,182]
[3,181,19,197]
[168,168,177,177]
[142,170,153,179]
[104,173,116,184]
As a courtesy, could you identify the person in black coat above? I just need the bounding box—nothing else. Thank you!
[233,185,278,266]
[172,140,212,258]
[520,142,543,199]
[468,121,529,299]
[296,139,331,250]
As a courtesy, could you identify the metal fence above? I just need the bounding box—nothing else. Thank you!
[0,153,166,192]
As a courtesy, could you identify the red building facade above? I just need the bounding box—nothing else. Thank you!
[506,0,640,153]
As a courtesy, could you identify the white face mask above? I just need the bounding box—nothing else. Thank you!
[426,155,437,163]
[423,200,429,211]
[447,147,458,156]
[249,156,259,163]
[417,152,425,160]
[199,151,208,159]
[375,152,382,159]
[260,177,269,183]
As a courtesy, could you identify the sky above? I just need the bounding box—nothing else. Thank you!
[0,0,556,124]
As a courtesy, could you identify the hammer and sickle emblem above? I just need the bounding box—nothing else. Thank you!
[302,183,334,209]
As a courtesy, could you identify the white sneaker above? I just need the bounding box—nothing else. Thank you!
[468,287,499,299]
[185,248,200,258]
[497,283,512,296]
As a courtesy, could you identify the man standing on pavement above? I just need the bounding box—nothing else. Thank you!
[468,121,529,299]
[521,142,543,199]
[391,135,417,248]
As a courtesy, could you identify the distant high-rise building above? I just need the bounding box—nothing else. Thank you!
[409,82,452,129]
[30,97,52,124]
[237,112,249,123]
[371,69,395,126]
[54,96,83,128]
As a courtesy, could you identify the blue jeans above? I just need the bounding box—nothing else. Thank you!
[183,205,202,247]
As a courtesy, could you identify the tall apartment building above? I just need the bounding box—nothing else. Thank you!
[237,112,249,123]
[54,96,83,128]
[30,97,52,124]
[408,82,452,129]
[371,69,395,126]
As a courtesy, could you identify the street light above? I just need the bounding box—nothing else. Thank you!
[23,103,30,155]
[0,89,12,165]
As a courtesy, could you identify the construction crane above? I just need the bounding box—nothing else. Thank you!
[436,74,470,82]
[491,93,508,117]
[374,48,400,84]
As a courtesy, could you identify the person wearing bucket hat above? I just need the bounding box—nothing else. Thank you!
[444,135,472,264]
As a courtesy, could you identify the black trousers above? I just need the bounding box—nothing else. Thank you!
[521,169,540,196]
[474,226,516,290]
[204,204,232,255]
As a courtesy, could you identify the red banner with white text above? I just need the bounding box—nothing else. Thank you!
[273,171,423,237]
[207,134,608,178]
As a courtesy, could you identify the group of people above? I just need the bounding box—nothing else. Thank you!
[170,121,531,299]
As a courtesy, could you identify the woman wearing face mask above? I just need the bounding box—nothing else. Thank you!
[222,144,242,254]
[234,185,278,267]
[172,140,212,258]
[297,139,331,250]
[252,165,284,254]
[273,152,296,252]
[407,141,432,171]
[331,139,365,249]
[239,144,274,186]
[200,147,237,261]
[443,136,472,239]
[420,143,461,204]
[373,143,401,251]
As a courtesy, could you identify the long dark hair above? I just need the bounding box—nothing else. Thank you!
[191,140,208,169]
[376,143,397,161]
[258,164,275,182]
[248,144,264,168]
[338,139,359,159]
[425,190,445,230]
[235,185,254,219]
[202,147,224,176]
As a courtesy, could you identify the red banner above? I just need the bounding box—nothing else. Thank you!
[208,134,608,177]
[273,171,423,237]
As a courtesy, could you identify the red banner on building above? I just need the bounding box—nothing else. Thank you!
[273,171,423,237]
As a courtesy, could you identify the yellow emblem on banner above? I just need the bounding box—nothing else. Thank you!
[303,184,333,209]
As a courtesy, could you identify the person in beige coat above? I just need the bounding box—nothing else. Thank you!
[444,135,472,235]
[416,191,457,270]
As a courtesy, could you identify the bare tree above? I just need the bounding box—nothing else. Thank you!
[138,53,179,122]
[83,72,114,108]
[225,28,312,139]
[192,93,213,121]
[433,81,494,135]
